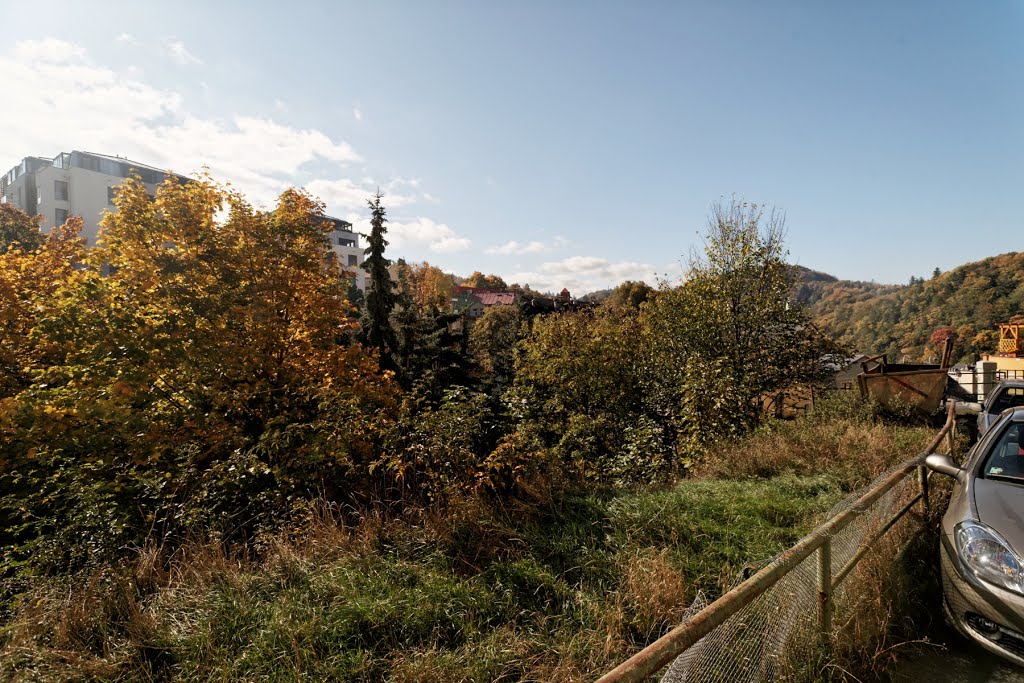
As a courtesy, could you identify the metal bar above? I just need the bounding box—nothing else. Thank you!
[817,539,833,638]
[918,464,929,515]
[595,402,956,683]
[831,492,923,588]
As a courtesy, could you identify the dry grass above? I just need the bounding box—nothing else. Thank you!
[695,393,934,489]
[1,398,941,682]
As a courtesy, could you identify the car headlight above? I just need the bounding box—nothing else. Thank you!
[955,522,1024,595]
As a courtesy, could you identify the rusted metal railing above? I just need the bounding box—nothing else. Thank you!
[596,402,957,683]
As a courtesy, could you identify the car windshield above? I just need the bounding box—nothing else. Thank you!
[989,387,1024,414]
[982,422,1024,482]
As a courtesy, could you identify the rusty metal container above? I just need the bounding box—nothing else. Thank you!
[857,359,949,418]
[856,338,955,419]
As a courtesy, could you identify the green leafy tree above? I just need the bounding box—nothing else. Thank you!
[644,199,834,435]
[509,309,669,482]
[469,304,525,386]
[602,280,655,316]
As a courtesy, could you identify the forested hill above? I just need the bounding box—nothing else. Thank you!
[795,253,1024,363]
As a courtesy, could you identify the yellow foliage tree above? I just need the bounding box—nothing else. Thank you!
[0,176,397,572]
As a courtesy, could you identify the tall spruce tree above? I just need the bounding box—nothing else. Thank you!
[361,193,397,360]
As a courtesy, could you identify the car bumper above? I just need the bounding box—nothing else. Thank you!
[940,534,1024,666]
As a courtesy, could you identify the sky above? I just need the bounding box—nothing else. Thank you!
[1,1,1022,293]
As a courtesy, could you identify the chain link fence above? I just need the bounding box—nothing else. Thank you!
[597,406,954,683]
[660,467,920,682]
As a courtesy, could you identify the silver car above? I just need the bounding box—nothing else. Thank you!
[926,407,1024,665]
[977,381,1024,437]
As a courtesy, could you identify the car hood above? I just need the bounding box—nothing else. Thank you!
[974,479,1024,554]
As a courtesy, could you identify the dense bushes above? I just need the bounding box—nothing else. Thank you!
[0,179,396,579]
[0,191,835,588]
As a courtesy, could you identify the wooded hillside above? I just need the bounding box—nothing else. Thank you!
[797,253,1024,363]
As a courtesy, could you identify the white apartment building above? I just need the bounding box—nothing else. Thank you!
[0,151,191,247]
[323,215,366,290]
[1,151,366,290]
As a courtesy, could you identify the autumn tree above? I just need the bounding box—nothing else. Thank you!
[0,218,84,399]
[362,192,397,358]
[463,271,508,290]
[0,203,45,252]
[0,176,395,574]
[930,326,957,361]
[408,261,455,310]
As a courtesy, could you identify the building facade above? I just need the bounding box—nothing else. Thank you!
[1,151,192,246]
[322,216,366,290]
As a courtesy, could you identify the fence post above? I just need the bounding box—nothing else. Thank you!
[817,538,832,641]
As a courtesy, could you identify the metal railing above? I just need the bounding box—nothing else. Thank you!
[596,402,957,683]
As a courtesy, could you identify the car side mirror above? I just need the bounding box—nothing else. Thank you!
[926,453,966,484]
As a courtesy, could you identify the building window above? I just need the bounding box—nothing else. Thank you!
[348,254,358,267]
[55,180,69,201]
[55,208,69,226]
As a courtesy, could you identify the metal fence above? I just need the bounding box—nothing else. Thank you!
[596,404,957,683]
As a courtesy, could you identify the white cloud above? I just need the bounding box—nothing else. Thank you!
[485,240,546,256]
[0,39,468,255]
[0,39,361,208]
[353,107,363,121]
[273,98,288,112]
[306,178,416,214]
[165,39,201,66]
[389,217,471,253]
[116,33,138,45]
[306,179,371,212]
[13,38,86,62]
[506,256,657,294]
[484,236,569,256]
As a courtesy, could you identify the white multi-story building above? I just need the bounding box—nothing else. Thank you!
[322,215,366,291]
[1,151,192,247]
[1,151,366,289]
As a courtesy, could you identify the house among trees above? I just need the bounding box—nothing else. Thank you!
[451,285,518,322]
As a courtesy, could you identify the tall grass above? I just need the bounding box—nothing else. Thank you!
[0,396,939,682]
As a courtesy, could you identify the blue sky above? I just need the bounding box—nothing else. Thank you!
[2,1,1022,292]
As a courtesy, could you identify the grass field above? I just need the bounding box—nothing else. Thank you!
[1,399,937,682]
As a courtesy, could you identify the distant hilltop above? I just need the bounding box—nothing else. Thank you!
[797,252,1024,364]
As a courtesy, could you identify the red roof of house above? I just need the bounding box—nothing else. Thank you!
[475,292,517,306]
